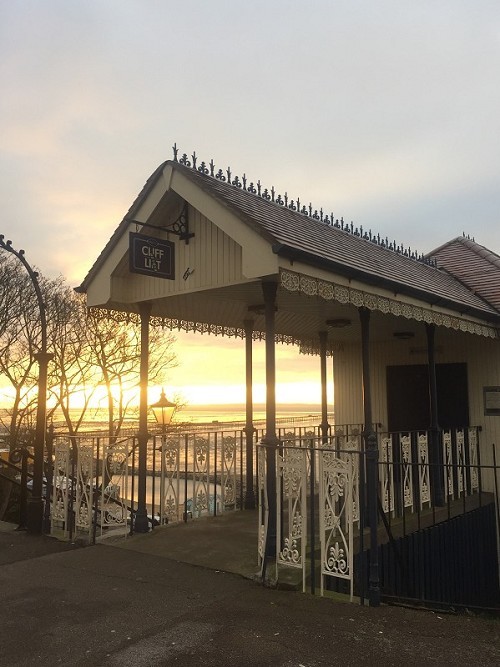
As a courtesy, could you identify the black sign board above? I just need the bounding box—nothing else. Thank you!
[129,232,175,280]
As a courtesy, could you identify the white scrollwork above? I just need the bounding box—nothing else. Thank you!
[364,293,378,310]
[456,429,465,495]
[380,435,394,514]
[281,270,300,292]
[51,442,71,532]
[221,434,237,509]
[468,428,479,491]
[400,434,414,510]
[334,285,350,304]
[318,281,334,300]
[377,296,390,313]
[319,452,353,598]
[161,436,181,524]
[282,448,304,497]
[326,542,348,575]
[278,268,497,338]
[443,430,454,498]
[279,537,301,564]
[350,289,364,307]
[418,433,431,507]
[300,275,318,296]
[277,447,307,586]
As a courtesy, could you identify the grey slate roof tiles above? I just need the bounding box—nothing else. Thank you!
[429,237,500,311]
[177,162,500,320]
[79,159,500,323]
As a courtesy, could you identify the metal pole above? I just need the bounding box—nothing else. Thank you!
[426,323,444,506]
[243,318,256,509]
[28,351,53,533]
[134,301,151,533]
[262,281,278,563]
[0,235,53,535]
[319,331,329,444]
[359,306,380,607]
[43,423,54,533]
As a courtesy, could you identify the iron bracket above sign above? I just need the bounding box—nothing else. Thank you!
[127,203,194,245]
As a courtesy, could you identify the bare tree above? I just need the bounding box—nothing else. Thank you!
[1,251,179,445]
[0,253,42,447]
[84,308,177,438]
[46,285,99,437]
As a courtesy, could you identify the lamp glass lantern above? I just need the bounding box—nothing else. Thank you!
[150,390,176,430]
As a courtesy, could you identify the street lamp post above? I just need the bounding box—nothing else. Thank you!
[150,390,176,440]
[0,235,53,534]
[150,390,176,525]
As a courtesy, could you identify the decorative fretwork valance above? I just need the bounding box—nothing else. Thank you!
[280,269,498,339]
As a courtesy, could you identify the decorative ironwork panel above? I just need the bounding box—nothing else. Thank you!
[160,435,181,524]
[380,435,395,514]
[319,451,353,599]
[400,434,414,510]
[456,429,465,496]
[277,447,307,592]
[443,430,454,499]
[51,441,71,533]
[75,443,94,532]
[257,446,268,569]
[221,434,237,510]
[191,435,210,518]
[417,432,431,508]
[468,427,479,491]
[341,436,360,524]
[100,439,130,532]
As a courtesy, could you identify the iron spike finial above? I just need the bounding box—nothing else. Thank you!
[169,148,429,268]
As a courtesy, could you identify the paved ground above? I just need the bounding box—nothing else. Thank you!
[0,516,499,666]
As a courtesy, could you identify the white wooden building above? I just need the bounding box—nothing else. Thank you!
[77,148,500,606]
[78,149,500,468]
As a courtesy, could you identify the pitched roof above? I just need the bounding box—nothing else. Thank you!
[78,159,500,323]
[175,162,499,321]
[428,236,500,311]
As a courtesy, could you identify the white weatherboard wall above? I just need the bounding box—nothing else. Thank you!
[112,207,248,303]
[333,329,500,490]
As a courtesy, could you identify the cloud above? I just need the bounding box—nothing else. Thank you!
[2,4,498,258]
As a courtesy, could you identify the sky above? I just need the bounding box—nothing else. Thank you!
[1,1,500,409]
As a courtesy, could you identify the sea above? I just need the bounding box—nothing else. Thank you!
[0,404,329,435]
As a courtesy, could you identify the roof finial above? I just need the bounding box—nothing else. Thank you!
[172,144,434,268]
